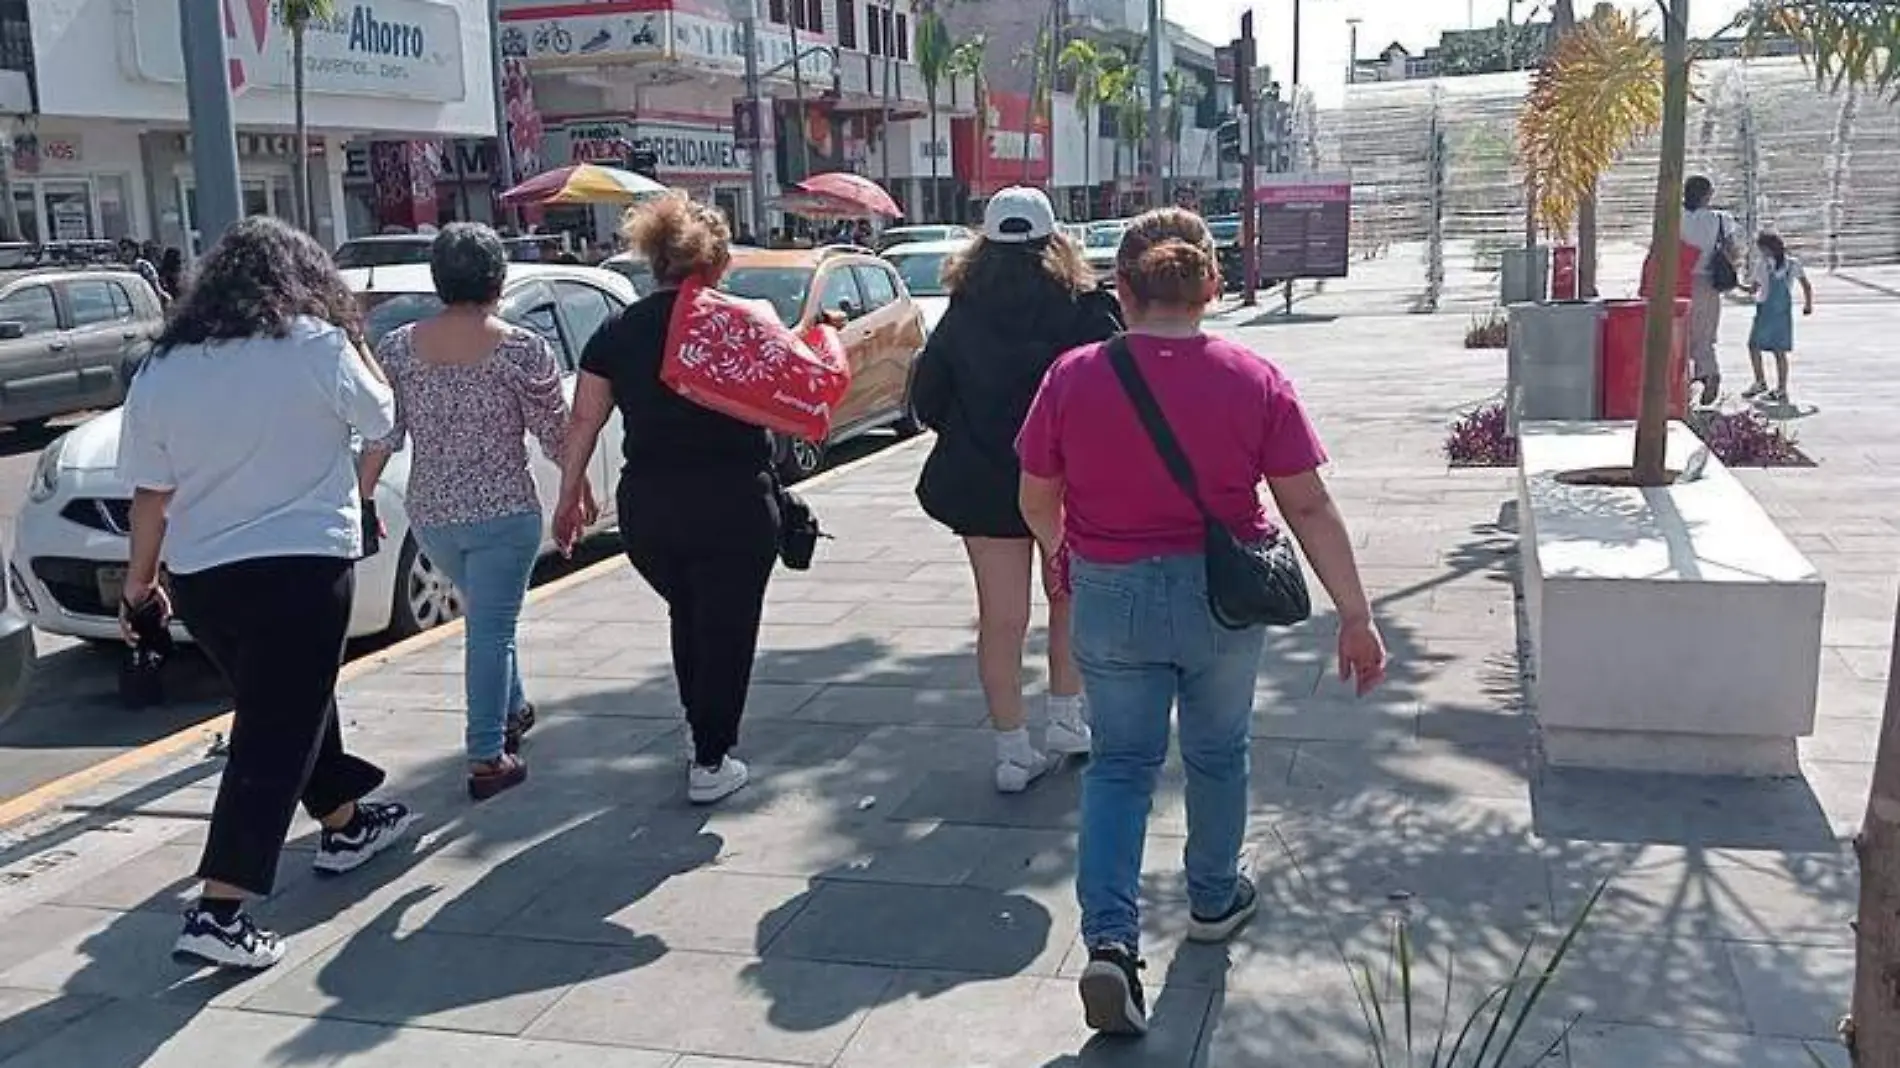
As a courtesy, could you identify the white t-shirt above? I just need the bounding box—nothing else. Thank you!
[1680,207,1737,279]
[117,316,397,575]
[1749,255,1805,303]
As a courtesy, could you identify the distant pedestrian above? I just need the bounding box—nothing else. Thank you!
[359,223,577,801]
[1015,208,1385,1038]
[1681,175,1742,405]
[1742,231,1815,405]
[115,216,415,971]
[554,194,773,805]
[158,247,186,302]
[118,237,165,302]
[912,186,1123,795]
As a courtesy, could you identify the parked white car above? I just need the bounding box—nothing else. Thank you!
[9,263,635,644]
[881,238,968,336]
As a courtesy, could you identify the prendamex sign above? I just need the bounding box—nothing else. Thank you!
[133,0,467,102]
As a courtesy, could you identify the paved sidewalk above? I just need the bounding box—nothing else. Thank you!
[0,312,1882,1066]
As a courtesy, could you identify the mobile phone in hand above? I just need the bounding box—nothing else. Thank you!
[361,499,383,557]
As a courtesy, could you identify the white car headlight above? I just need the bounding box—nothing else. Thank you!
[27,438,65,504]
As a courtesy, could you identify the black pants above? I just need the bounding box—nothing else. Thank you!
[170,555,384,896]
[620,472,778,767]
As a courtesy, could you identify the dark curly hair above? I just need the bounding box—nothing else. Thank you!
[154,216,364,354]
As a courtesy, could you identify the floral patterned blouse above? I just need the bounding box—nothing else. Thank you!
[371,323,569,529]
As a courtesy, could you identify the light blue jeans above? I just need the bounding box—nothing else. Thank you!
[1071,553,1266,949]
[414,511,542,762]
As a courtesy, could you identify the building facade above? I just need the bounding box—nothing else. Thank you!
[18,0,497,250]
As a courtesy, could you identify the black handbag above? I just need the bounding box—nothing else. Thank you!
[1104,336,1312,630]
[773,481,826,571]
[1709,215,1740,293]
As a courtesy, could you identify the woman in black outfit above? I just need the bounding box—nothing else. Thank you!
[912,186,1123,794]
[555,194,776,805]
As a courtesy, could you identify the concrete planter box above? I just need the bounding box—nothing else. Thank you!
[1517,421,1826,776]
[1507,301,1603,432]
[1500,246,1550,305]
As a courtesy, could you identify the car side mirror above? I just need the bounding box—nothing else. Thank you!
[837,299,859,320]
[818,308,849,330]
[0,321,24,341]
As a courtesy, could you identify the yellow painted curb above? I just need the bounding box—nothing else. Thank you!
[0,432,931,829]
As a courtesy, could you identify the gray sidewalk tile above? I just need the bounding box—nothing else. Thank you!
[786,684,991,727]
[1549,845,1858,946]
[1566,1022,1848,1068]
[506,865,809,955]
[52,843,314,915]
[525,949,895,1064]
[764,879,1072,976]
[0,988,106,1061]
[837,971,1210,1067]
[1725,941,1855,1040]
[238,930,639,1035]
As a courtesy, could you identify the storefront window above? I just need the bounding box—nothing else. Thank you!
[10,188,35,243]
[42,181,95,241]
[95,176,131,240]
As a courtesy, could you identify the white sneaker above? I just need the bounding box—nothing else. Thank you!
[688,756,750,804]
[1045,696,1092,756]
[995,751,1052,794]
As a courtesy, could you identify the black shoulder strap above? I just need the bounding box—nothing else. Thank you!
[1103,335,1213,522]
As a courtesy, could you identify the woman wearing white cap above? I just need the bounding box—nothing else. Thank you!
[911,187,1124,793]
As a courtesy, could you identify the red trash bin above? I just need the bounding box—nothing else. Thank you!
[1599,298,1691,421]
[1551,245,1579,300]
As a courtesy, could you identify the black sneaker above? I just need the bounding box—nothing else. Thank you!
[1078,942,1148,1036]
[1187,874,1259,943]
[504,704,537,755]
[313,800,417,875]
[173,906,286,970]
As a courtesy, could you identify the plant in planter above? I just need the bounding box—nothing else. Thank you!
[1446,402,1518,467]
[1690,408,1810,467]
[1464,309,1510,350]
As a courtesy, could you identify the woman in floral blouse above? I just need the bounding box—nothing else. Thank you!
[360,223,584,800]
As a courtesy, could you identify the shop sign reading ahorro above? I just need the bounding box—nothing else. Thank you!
[133,0,467,102]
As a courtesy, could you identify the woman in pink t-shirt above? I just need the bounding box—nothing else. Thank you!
[1017,208,1386,1038]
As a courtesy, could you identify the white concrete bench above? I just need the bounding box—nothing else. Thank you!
[1517,420,1826,776]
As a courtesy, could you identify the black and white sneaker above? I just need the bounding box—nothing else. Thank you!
[1078,942,1148,1036]
[1187,873,1259,943]
[173,907,286,970]
[313,800,417,875]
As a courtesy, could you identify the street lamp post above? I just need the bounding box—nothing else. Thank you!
[730,0,772,239]
[489,0,519,230]
[180,0,243,251]
[1146,0,1165,208]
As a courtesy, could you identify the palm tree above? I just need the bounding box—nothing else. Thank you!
[947,35,989,208]
[280,0,337,233]
[1097,60,1133,203]
[1163,69,1205,198]
[1060,38,1107,221]
[1016,23,1055,181]
[1518,4,1663,296]
[917,7,954,221]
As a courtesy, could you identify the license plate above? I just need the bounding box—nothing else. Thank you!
[96,566,127,611]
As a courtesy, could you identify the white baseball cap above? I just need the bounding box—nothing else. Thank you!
[983,187,1058,244]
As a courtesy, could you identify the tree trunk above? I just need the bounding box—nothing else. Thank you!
[1851,594,1900,1066]
[1081,104,1092,220]
[1578,182,1599,297]
[927,91,939,222]
[1632,0,1688,485]
[293,25,312,232]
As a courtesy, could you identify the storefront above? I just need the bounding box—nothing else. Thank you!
[340,138,503,235]
[950,91,1050,217]
[28,0,494,247]
[542,114,757,239]
[5,122,145,243]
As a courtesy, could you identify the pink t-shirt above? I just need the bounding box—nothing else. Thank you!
[1016,333,1327,565]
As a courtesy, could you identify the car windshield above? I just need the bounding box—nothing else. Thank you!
[721,266,813,327]
[1085,225,1125,249]
[359,292,444,346]
[604,258,654,296]
[887,251,951,296]
[1208,219,1242,243]
[334,241,432,269]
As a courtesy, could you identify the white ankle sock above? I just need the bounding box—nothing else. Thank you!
[996,727,1038,765]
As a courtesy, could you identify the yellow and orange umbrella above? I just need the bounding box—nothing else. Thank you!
[500,164,668,206]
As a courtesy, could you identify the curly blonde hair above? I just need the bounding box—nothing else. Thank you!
[620,193,732,286]
[941,233,1096,301]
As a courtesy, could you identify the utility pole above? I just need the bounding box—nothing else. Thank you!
[1346,17,1361,82]
[1284,0,1303,315]
[734,0,771,239]
[788,5,810,185]
[181,0,243,251]
[1239,11,1258,306]
[488,0,519,230]
[1146,0,1165,208]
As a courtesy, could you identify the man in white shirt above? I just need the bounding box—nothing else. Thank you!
[1679,175,1741,405]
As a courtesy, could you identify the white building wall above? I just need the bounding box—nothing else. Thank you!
[32,0,495,137]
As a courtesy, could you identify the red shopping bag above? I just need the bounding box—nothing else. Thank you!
[661,277,852,441]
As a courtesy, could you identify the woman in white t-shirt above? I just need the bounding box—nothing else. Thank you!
[116,217,417,972]
[1680,175,1742,405]
[1743,231,1815,404]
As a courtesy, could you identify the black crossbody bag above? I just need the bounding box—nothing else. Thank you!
[1104,336,1312,630]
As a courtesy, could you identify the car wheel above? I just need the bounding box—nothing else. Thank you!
[389,535,461,638]
[775,435,827,484]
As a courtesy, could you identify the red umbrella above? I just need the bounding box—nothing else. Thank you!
[795,172,903,220]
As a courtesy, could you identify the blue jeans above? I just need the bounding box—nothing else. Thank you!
[414,511,542,761]
[1071,554,1266,949]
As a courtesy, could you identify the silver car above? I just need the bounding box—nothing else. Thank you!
[0,266,164,430]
